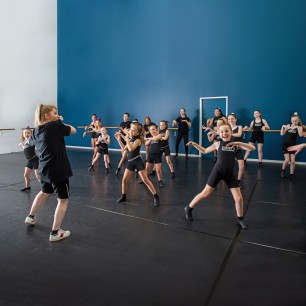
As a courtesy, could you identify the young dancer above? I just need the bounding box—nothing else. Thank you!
[83,113,97,148]
[143,116,155,162]
[88,127,111,173]
[159,120,175,178]
[227,113,245,187]
[115,113,131,174]
[24,104,76,242]
[114,122,160,206]
[184,123,255,229]
[204,118,224,163]
[280,113,304,179]
[145,124,164,187]
[172,108,191,159]
[206,107,227,128]
[243,110,270,167]
[19,127,40,191]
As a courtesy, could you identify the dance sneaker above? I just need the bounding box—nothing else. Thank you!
[117,194,127,203]
[153,195,160,206]
[171,172,175,178]
[88,164,93,171]
[49,229,71,242]
[115,168,121,175]
[159,181,164,188]
[237,219,248,230]
[184,206,193,221]
[20,187,31,191]
[280,171,285,178]
[25,215,37,225]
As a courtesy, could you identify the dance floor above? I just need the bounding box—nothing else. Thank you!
[0,149,305,306]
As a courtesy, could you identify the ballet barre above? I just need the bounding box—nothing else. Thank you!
[243,129,281,133]
[0,128,15,131]
[77,126,179,130]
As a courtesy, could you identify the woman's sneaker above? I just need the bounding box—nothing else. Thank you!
[49,229,71,242]
[25,215,37,225]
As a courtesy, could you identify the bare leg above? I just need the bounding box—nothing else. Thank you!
[165,155,174,173]
[29,191,51,215]
[52,198,69,230]
[24,167,31,187]
[121,169,133,194]
[282,153,289,171]
[237,160,245,181]
[257,143,263,162]
[289,154,296,175]
[189,185,214,208]
[138,170,157,195]
[230,187,243,217]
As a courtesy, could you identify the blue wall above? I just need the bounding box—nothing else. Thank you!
[58,0,306,161]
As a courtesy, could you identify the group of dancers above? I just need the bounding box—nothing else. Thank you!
[20,104,306,241]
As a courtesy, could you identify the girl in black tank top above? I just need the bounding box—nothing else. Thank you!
[184,124,256,230]
[280,113,304,178]
[18,128,40,191]
[243,110,270,167]
[145,124,164,187]
[228,113,245,187]
[114,122,160,206]
[159,120,175,177]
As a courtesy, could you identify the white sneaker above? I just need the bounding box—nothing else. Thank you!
[49,229,71,242]
[25,215,36,225]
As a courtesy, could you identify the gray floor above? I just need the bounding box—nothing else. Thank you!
[0,149,305,306]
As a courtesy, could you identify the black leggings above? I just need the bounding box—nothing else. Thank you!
[175,132,189,155]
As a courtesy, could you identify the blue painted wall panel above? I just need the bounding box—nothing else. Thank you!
[58,0,306,161]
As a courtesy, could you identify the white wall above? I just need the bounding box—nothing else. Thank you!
[0,0,57,154]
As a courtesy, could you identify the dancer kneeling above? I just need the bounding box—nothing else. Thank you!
[114,122,160,206]
[184,124,255,229]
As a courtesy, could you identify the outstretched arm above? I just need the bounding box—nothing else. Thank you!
[287,143,306,155]
[186,141,217,154]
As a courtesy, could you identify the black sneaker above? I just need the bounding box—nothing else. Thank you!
[184,206,193,221]
[117,194,126,203]
[20,187,31,191]
[171,172,175,178]
[280,171,285,178]
[153,195,160,206]
[237,219,248,230]
[88,164,93,171]
[115,168,121,175]
[258,162,263,168]
[159,181,164,188]
[105,168,109,174]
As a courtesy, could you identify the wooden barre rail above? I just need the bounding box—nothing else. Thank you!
[0,128,15,131]
[77,126,179,130]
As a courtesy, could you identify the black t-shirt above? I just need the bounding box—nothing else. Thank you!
[29,121,72,183]
[176,116,191,133]
[120,121,131,140]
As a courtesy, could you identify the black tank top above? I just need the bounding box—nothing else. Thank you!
[23,142,37,160]
[98,135,109,149]
[159,129,169,148]
[253,119,264,134]
[283,127,298,146]
[231,126,242,141]
[149,139,162,154]
[216,140,237,169]
[128,136,141,160]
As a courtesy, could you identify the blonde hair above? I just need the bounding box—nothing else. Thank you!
[34,104,57,127]
[131,122,144,145]
[292,112,306,131]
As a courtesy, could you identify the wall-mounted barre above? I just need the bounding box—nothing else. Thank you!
[77,126,179,130]
[0,128,15,131]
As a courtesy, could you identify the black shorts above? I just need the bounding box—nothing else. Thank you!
[161,146,171,157]
[126,157,145,172]
[236,150,244,161]
[41,179,70,199]
[282,144,296,155]
[26,156,39,170]
[207,165,239,189]
[250,132,264,144]
[97,147,109,155]
[147,153,162,164]
[91,132,96,139]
